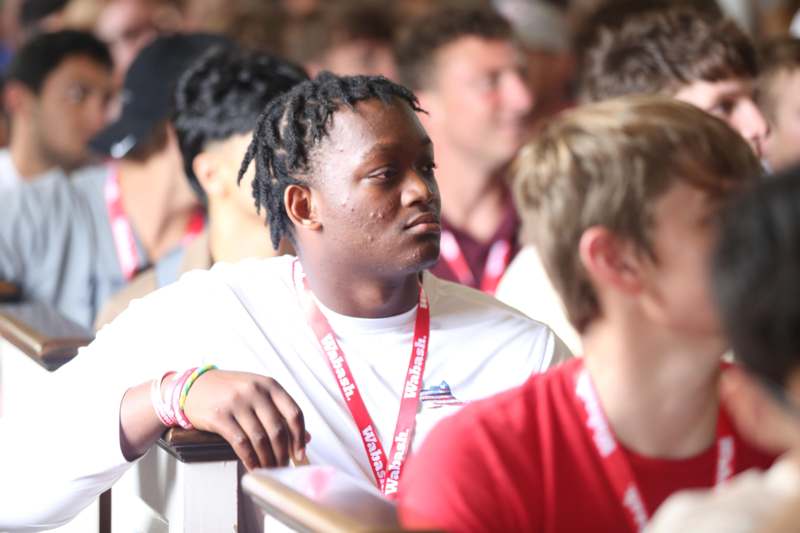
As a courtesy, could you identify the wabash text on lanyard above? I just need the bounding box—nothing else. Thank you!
[292,260,431,499]
[105,166,205,281]
[571,367,736,532]
[439,229,511,295]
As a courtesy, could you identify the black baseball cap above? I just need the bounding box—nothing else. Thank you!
[90,33,231,159]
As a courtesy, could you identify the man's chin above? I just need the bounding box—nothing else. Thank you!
[406,241,441,274]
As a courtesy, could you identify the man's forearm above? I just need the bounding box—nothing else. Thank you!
[119,381,166,461]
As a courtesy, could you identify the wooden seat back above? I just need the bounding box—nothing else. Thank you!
[243,466,426,533]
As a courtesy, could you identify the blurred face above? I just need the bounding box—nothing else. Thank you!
[32,55,114,171]
[421,37,533,172]
[96,0,160,84]
[674,78,768,159]
[307,98,441,275]
[762,70,800,172]
[636,181,726,348]
[321,39,397,80]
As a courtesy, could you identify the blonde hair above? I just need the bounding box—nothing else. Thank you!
[513,95,762,332]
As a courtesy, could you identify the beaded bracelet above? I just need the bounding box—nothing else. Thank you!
[171,367,198,430]
[150,365,218,430]
[178,364,218,411]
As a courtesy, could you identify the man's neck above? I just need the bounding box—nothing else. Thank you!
[298,251,420,319]
[208,202,277,263]
[581,317,725,459]
[435,148,509,243]
[9,128,56,179]
[117,158,197,262]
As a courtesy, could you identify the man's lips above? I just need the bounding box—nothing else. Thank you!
[405,212,441,233]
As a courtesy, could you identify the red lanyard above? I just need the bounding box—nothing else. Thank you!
[571,366,735,532]
[439,230,511,295]
[104,166,205,281]
[292,260,430,499]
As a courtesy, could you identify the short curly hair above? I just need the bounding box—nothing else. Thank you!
[173,45,308,203]
[239,72,423,249]
[578,5,757,103]
[395,5,512,91]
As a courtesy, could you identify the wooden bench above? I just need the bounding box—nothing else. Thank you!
[111,428,239,533]
[0,281,21,303]
[242,466,423,533]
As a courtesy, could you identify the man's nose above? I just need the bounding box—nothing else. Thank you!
[86,94,110,133]
[402,169,438,207]
[504,71,534,115]
[734,99,769,158]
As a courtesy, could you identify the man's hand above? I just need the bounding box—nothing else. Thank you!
[183,370,309,470]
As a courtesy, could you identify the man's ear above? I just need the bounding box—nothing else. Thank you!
[192,151,224,198]
[284,183,321,235]
[3,80,33,116]
[578,226,643,295]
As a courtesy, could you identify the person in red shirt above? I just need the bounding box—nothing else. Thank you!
[397,96,776,533]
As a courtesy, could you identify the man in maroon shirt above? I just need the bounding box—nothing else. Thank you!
[395,5,531,294]
[397,96,776,532]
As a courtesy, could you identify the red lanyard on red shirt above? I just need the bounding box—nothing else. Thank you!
[292,260,430,499]
[104,166,205,281]
[570,366,736,532]
[439,229,511,295]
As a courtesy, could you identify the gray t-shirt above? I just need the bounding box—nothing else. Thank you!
[0,164,147,328]
[0,148,64,192]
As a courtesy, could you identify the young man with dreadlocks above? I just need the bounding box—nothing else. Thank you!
[0,73,568,530]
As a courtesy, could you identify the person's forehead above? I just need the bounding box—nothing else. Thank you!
[431,36,519,79]
[46,55,112,85]
[323,99,422,146]
[98,1,153,37]
[307,98,427,172]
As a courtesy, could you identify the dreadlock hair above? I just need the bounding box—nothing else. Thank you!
[239,72,424,250]
[173,44,308,203]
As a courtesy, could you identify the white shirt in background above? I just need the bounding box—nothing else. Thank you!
[0,148,21,191]
[496,245,582,355]
[0,254,570,530]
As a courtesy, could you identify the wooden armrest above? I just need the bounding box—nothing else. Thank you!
[0,281,21,302]
[0,301,93,371]
[157,427,236,463]
[242,466,420,533]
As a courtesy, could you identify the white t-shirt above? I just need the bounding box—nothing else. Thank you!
[0,255,569,530]
[495,245,582,354]
[0,148,20,191]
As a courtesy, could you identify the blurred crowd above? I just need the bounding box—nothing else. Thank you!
[4,1,800,532]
